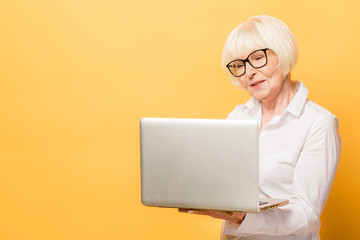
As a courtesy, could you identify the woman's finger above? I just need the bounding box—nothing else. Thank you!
[231,211,246,218]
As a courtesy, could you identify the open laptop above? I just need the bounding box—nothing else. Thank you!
[140,118,288,213]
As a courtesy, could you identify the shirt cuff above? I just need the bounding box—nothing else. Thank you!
[224,213,260,236]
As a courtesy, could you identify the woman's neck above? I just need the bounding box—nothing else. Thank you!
[260,79,297,129]
[262,79,296,113]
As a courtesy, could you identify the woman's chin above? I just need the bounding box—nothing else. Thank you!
[250,89,269,102]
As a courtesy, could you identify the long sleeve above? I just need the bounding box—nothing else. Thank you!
[225,114,341,237]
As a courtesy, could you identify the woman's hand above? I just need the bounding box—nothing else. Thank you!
[179,209,246,225]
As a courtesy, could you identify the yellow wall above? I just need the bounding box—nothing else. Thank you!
[0,0,359,239]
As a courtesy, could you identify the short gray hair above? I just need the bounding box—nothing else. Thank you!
[222,15,299,88]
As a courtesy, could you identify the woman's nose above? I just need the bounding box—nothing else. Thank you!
[245,62,257,78]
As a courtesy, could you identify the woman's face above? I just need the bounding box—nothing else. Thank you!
[237,49,287,103]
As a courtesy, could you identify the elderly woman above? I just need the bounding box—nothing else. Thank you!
[180,15,341,240]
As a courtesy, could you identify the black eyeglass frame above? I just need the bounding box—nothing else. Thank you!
[226,48,270,77]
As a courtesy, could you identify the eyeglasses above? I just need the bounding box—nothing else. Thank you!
[226,48,270,77]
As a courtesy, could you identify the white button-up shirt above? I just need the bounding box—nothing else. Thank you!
[223,82,341,240]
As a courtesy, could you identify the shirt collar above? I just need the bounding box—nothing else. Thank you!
[245,97,259,111]
[244,81,308,118]
[285,81,308,117]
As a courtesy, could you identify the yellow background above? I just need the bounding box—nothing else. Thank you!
[0,0,359,239]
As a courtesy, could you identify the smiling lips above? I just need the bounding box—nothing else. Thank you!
[251,80,266,88]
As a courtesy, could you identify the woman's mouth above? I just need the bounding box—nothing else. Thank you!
[251,80,266,88]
